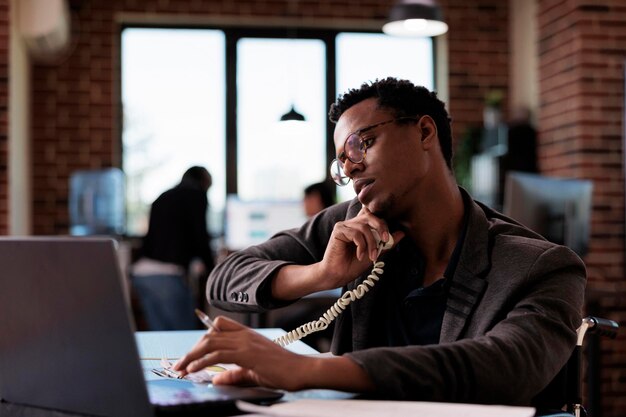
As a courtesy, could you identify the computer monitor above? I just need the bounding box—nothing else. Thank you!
[224,196,307,251]
[503,171,593,256]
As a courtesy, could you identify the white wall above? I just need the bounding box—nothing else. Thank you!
[9,0,33,235]
[435,33,449,106]
[509,0,538,124]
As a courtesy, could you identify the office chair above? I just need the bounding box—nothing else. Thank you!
[540,316,619,417]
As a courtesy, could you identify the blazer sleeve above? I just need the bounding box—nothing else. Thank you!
[207,202,352,312]
[345,245,586,406]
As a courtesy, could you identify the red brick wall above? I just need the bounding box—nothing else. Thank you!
[445,1,509,138]
[0,0,8,235]
[537,1,626,415]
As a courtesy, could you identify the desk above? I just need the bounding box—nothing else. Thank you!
[0,322,535,417]
[136,330,353,406]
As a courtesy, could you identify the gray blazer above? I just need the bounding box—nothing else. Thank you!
[208,189,585,406]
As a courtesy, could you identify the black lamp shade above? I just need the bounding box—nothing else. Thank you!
[383,1,448,37]
[280,106,306,122]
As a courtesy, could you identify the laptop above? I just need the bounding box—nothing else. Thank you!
[0,237,282,417]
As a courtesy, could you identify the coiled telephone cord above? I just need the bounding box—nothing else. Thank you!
[272,260,385,347]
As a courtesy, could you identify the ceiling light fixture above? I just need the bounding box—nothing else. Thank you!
[382,0,448,37]
[278,0,307,123]
[279,105,306,122]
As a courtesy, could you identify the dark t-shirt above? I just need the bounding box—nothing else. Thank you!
[385,194,470,347]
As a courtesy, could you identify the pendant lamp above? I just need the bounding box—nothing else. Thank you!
[383,0,448,37]
[280,105,306,122]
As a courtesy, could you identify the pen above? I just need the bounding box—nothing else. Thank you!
[195,308,219,332]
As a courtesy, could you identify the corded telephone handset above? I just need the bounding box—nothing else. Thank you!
[273,230,394,347]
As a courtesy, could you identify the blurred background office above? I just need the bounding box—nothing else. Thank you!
[3,0,625,415]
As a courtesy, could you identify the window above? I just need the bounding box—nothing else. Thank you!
[121,27,434,237]
[121,28,225,236]
[237,38,326,201]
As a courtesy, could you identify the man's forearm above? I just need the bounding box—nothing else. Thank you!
[301,355,375,393]
[271,263,327,301]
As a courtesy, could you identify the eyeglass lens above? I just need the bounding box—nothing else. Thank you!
[330,133,368,186]
[344,134,365,164]
[330,159,350,186]
[329,117,419,186]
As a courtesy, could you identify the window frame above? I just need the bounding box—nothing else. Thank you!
[118,23,436,235]
[223,27,339,196]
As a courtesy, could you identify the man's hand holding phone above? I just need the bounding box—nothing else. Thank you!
[270,207,404,302]
[317,207,404,290]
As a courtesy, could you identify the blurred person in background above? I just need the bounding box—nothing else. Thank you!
[303,181,335,217]
[131,166,215,330]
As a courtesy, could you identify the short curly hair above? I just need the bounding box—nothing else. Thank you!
[328,77,453,169]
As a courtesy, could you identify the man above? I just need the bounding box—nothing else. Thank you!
[303,181,335,217]
[175,79,585,407]
[131,166,215,330]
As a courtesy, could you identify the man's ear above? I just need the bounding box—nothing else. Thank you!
[418,115,438,147]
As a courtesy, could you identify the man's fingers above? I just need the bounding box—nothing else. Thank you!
[334,223,378,261]
[213,315,246,331]
[186,351,225,373]
[174,333,236,371]
[186,347,259,375]
[173,317,251,371]
[212,368,257,386]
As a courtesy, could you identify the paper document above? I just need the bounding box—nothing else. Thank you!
[236,399,535,417]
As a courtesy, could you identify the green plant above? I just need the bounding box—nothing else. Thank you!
[453,126,482,190]
[484,89,504,108]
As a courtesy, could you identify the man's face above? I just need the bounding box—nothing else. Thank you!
[333,98,429,218]
[303,191,325,217]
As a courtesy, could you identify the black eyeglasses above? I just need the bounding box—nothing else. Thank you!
[329,116,419,186]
